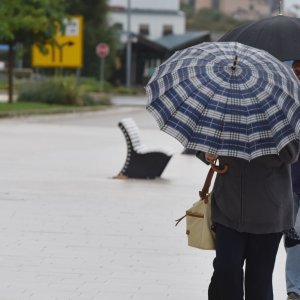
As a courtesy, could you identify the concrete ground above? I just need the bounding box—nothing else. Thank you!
[0,104,287,300]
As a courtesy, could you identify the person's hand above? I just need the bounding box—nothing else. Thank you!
[205,153,218,162]
[206,153,228,173]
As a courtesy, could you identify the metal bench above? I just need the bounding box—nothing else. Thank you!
[115,117,174,179]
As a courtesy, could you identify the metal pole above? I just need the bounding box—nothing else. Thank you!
[126,0,132,88]
[75,68,81,88]
[279,0,282,15]
[100,57,105,92]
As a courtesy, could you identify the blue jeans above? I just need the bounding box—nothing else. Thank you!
[286,192,300,295]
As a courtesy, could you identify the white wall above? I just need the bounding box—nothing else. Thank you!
[109,10,185,40]
[108,0,180,11]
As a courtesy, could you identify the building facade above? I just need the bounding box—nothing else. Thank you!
[108,0,210,86]
[193,0,282,19]
[109,8,185,40]
[108,0,185,40]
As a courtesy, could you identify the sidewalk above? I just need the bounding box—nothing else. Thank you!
[0,93,148,105]
[0,91,8,102]
[0,91,18,103]
[0,106,287,300]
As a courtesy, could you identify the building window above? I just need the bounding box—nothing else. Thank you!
[163,25,173,36]
[139,24,149,36]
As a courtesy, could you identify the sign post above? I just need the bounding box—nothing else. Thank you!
[96,43,110,92]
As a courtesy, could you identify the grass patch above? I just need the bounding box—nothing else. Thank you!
[0,102,107,117]
[0,102,67,111]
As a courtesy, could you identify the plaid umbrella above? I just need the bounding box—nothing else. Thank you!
[146,42,300,160]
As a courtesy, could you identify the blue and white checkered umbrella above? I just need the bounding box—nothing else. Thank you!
[146,42,300,160]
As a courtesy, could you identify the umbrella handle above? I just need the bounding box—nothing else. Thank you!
[209,160,228,174]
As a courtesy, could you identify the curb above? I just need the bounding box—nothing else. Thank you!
[0,105,110,118]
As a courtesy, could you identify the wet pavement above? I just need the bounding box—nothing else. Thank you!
[0,104,287,299]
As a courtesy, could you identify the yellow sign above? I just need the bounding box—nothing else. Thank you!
[32,16,83,68]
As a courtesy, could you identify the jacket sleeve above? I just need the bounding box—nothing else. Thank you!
[195,151,210,165]
[253,139,300,167]
[279,139,300,164]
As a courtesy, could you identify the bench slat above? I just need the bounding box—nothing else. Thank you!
[119,117,175,155]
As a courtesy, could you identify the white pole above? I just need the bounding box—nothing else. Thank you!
[126,0,132,88]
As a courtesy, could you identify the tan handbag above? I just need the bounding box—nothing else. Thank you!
[176,161,228,250]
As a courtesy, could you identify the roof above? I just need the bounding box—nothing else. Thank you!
[110,6,184,16]
[0,44,9,52]
[116,31,211,54]
[155,31,211,50]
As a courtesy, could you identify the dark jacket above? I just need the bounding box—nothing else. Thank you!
[196,140,300,234]
[291,158,300,194]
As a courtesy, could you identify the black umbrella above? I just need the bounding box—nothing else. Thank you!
[219,15,300,61]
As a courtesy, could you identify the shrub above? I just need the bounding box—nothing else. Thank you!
[113,86,136,95]
[80,77,113,93]
[18,78,80,105]
[80,92,111,106]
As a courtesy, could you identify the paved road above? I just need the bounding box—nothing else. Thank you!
[111,95,148,107]
[0,106,287,300]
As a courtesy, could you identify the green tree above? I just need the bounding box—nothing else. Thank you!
[66,0,116,78]
[181,6,248,33]
[0,0,66,102]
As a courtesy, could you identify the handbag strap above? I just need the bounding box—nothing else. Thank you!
[199,167,215,203]
[175,159,228,226]
[199,160,229,203]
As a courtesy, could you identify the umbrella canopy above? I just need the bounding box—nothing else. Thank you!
[146,42,300,160]
[219,15,300,61]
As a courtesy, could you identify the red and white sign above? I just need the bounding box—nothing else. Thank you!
[96,43,110,58]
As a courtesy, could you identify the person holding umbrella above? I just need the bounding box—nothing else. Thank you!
[145,42,300,300]
[285,60,300,300]
[197,142,299,300]
[218,14,300,300]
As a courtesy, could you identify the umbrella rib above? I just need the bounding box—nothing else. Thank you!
[234,44,254,70]
[220,21,257,41]
[287,17,300,27]
[186,67,232,152]
[190,42,228,61]
[159,71,224,137]
[240,71,274,149]
[211,67,234,153]
[147,63,220,101]
[151,42,250,101]
[229,41,253,150]
[232,72,251,156]
[162,42,237,72]
[239,70,294,154]
[152,64,230,150]
[159,45,220,71]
